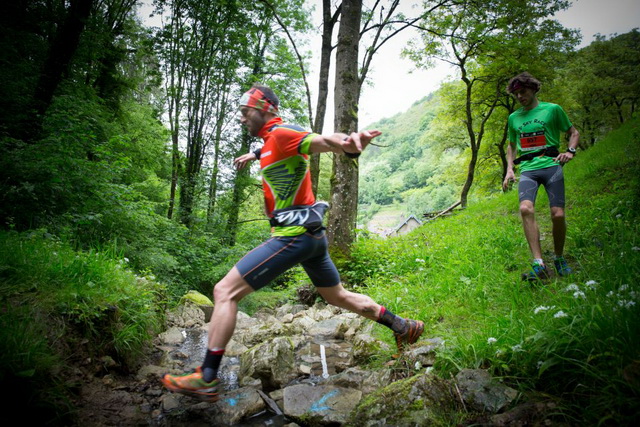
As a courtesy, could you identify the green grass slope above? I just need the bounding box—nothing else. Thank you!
[348,117,640,424]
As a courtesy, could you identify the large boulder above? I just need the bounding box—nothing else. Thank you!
[283,384,362,425]
[166,299,205,329]
[455,369,518,413]
[347,372,459,426]
[239,336,297,389]
[180,290,214,322]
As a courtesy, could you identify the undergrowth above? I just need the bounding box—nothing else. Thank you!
[0,231,166,423]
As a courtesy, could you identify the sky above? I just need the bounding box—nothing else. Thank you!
[138,0,640,129]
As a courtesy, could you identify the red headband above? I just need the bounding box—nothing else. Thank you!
[239,88,278,113]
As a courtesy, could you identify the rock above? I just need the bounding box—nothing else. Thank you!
[405,338,445,366]
[160,393,182,411]
[181,290,214,322]
[136,365,167,380]
[216,387,266,425]
[327,367,393,395]
[307,317,350,338]
[455,369,518,413]
[239,336,297,389]
[158,326,185,345]
[283,384,362,425]
[281,313,294,323]
[347,372,458,426]
[489,401,557,426]
[351,332,389,362]
[225,338,249,357]
[166,300,205,328]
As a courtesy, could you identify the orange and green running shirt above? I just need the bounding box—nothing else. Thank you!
[257,117,318,237]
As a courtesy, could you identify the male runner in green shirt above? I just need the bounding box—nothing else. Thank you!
[502,72,580,281]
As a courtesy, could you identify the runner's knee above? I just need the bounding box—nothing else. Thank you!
[550,207,565,221]
[519,202,535,217]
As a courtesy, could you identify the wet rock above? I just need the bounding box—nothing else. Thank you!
[489,400,557,426]
[136,364,167,381]
[158,326,185,345]
[455,369,518,413]
[347,372,458,426]
[283,384,362,425]
[225,337,249,356]
[239,336,297,389]
[216,387,266,425]
[160,393,182,411]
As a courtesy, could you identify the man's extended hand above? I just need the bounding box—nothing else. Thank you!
[342,130,382,155]
[234,152,257,169]
[502,169,516,191]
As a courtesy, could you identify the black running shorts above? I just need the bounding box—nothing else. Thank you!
[235,229,341,290]
[518,165,565,207]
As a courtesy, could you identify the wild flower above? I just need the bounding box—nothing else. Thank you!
[573,290,586,299]
[607,291,615,298]
[564,284,580,292]
[554,311,568,318]
[619,284,629,292]
[616,214,622,218]
[511,344,524,352]
[632,246,640,251]
[585,281,598,291]
[415,258,425,263]
[537,361,544,369]
[487,337,497,344]
[617,299,636,309]
[534,305,555,314]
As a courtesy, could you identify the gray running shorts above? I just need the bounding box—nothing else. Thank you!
[518,165,565,207]
[235,229,340,290]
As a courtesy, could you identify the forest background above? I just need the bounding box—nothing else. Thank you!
[0,0,638,424]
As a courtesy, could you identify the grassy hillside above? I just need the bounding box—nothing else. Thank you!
[347,116,640,423]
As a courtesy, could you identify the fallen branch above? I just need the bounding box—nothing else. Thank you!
[423,201,462,221]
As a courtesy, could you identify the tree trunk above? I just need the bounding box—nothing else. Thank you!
[26,0,94,140]
[311,0,340,194]
[327,0,361,253]
[167,130,180,219]
[225,131,252,245]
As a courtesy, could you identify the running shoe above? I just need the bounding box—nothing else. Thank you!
[553,257,573,277]
[394,319,424,353]
[161,367,219,401]
[521,263,550,282]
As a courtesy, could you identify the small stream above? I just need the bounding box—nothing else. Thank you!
[167,327,355,425]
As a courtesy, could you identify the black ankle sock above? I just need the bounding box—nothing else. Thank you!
[376,306,407,334]
[202,348,225,382]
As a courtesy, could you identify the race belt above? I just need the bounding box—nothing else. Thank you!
[269,201,329,230]
[513,146,559,165]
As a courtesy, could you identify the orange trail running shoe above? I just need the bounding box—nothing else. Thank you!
[394,319,424,353]
[161,367,220,402]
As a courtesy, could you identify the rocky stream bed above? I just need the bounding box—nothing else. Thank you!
[74,299,557,426]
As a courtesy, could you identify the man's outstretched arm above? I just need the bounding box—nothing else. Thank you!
[309,130,382,155]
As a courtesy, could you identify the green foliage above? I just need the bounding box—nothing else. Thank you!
[348,117,640,424]
[0,230,167,420]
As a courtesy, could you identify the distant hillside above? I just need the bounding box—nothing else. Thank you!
[358,91,460,232]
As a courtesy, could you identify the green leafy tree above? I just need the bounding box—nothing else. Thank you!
[407,0,576,207]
